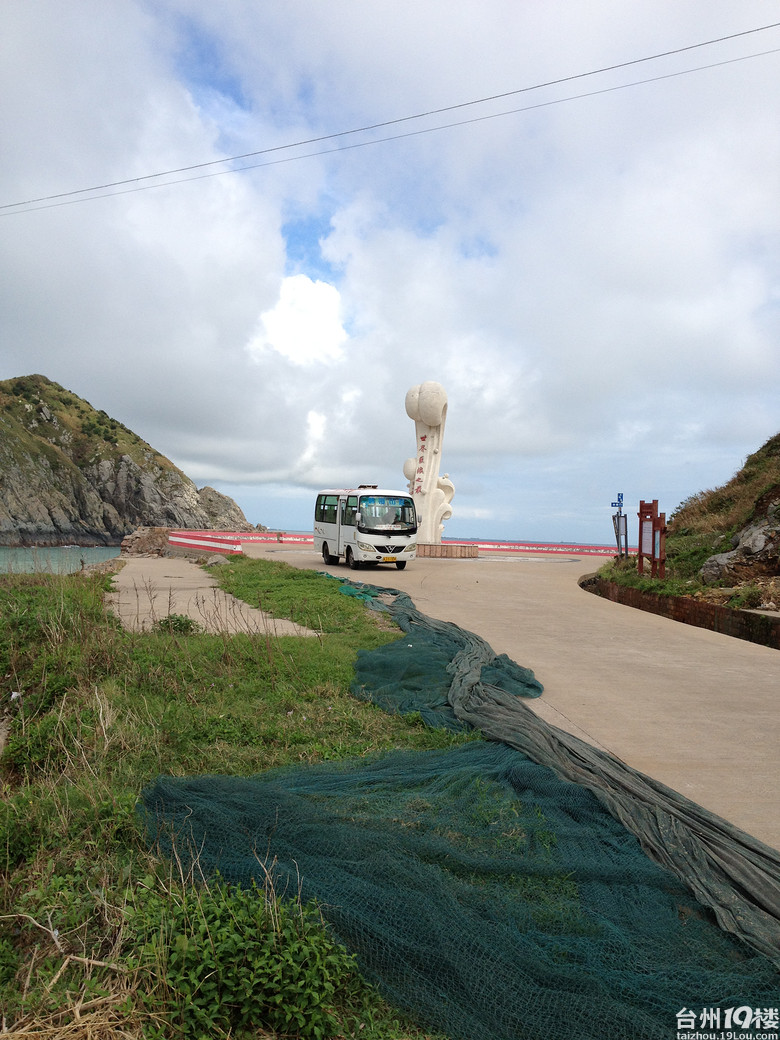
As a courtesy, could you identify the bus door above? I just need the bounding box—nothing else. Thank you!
[338,494,358,554]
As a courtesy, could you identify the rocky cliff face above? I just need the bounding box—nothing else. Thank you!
[700,498,780,584]
[0,375,256,546]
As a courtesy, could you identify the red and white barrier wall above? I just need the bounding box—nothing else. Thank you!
[169,531,624,557]
[168,531,246,554]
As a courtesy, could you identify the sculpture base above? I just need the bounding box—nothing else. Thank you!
[417,542,478,559]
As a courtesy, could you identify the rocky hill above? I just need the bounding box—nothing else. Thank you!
[0,374,255,546]
[668,431,780,588]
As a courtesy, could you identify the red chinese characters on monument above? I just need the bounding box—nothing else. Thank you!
[414,434,427,492]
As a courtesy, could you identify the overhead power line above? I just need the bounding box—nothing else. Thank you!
[3,21,779,214]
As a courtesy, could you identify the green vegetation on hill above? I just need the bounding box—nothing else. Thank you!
[670,432,780,539]
[0,559,465,1037]
[0,373,173,472]
[0,373,251,544]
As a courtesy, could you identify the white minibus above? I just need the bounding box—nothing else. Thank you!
[314,485,418,569]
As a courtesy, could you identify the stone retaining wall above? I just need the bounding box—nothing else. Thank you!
[585,577,780,650]
[417,542,479,559]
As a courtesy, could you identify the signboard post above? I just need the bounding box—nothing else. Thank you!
[611,493,628,558]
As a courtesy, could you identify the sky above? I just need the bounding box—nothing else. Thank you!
[2,2,779,544]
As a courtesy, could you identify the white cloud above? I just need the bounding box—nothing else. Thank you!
[1,1,779,542]
[247,275,348,365]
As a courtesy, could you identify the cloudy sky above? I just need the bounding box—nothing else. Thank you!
[2,2,779,543]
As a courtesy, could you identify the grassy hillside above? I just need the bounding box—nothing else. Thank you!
[0,373,179,474]
[669,431,780,540]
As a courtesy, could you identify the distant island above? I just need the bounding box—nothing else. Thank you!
[0,374,256,546]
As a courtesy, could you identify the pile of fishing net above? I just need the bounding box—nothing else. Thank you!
[141,582,780,1040]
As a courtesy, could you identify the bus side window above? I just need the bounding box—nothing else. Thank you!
[320,495,337,524]
[344,496,358,527]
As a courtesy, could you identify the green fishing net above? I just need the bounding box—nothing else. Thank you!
[140,581,780,1040]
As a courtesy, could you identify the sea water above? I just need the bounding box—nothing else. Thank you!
[0,546,121,575]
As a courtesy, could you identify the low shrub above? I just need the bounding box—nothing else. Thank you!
[130,876,359,1039]
[727,586,763,610]
[153,613,203,635]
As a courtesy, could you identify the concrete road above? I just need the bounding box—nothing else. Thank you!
[242,542,780,851]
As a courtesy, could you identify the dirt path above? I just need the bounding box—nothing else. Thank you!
[105,555,315,637]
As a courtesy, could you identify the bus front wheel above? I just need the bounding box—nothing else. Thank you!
[395,561,407,570]
[322,543,335,565]
[346,547,361,570]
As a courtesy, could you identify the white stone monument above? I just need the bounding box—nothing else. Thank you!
[403,381,455,545]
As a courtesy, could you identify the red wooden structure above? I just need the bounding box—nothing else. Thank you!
[637,499,667,578]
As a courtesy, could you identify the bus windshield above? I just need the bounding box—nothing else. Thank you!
[358,495,417,533]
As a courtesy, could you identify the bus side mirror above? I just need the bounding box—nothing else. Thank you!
[355,512,361,523]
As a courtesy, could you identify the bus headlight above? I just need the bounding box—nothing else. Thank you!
[357,541,374,552]
[403,543,417,553]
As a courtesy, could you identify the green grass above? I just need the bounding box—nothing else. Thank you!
[214,555,391,636]
[595,553,710,598]
[0,560,462,1037]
